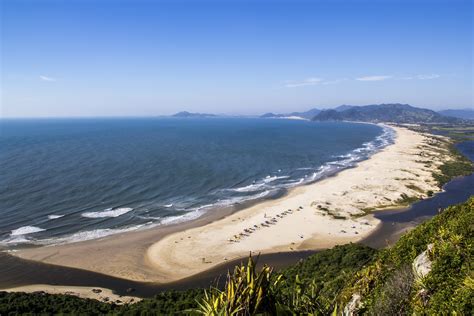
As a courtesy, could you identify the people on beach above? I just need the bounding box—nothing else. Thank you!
[228,208,302,242]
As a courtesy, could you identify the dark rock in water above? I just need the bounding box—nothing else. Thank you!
[92,288,102,294]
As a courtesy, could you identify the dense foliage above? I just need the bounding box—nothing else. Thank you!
[0,289,205,316]
[432,144,473,186]
[339,196,474,314]
[196,256,279,315]
[0,291,117,315]
[193,244,376,315]
[276,244,376,314]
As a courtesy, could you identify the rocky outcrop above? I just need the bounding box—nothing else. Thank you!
[412,243,434,306]
[413,243,434,280]
[343,293,362,316]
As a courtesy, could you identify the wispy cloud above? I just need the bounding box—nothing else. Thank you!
[399,74,442,80]
[39,75,57,82]
[322,78,348,85]
[285,73,440,87]
[356,75,392,81]
[285,77,349,88]
[415,74,440,80]
[285,77,323,88]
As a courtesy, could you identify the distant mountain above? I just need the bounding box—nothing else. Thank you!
[438,108,474,120]
[334,105,355,112]
[172,111,217,118]
[260,108,321,120]
[312,104,462,124]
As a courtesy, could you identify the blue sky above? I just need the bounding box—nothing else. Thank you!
[1,0,472,117]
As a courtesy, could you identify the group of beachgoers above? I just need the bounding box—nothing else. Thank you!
[228,206,304,243]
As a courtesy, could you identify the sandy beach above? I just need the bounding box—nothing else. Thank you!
[146,126,451,281]
[4,125,452,286]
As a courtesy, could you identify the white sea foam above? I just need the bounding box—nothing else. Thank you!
[10,226,46,236]
[160,209,204,225]
[289,125,395,187]
[223,126,395,200]
[1,236,31,245]
[230,175,290,193]
[48,214,64,220]
[49,225,147,244]
[1,224,153,246]
[81,207,133,218]
[217,190,272,207]
[231,182,266,193]
[263,175,289,183]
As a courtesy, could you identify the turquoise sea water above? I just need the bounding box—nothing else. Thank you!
[0,118,393,247]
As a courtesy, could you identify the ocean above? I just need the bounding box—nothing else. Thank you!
[0,118,393,248]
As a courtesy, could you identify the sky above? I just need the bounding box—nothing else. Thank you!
[1,0,472,117]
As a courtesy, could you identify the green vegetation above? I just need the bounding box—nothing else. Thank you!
[396,193,420,206]
[313,104,463,124]
[432,144,473,186]
[405,184,424,193]
[195,256,278,315]
[124,289,204,315]
[315,204,348,220]
[405,123,474,142]
[404,124,473,189]
[430,125,474,141]
[0,289,205,315]
[195,244,376,315]
[0,291,118,315]
[1,198,473,315]
[276,244,376,314]
[339,196,474,314]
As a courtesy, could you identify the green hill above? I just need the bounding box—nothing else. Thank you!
[313,104,463,124]
[338,196,473,315]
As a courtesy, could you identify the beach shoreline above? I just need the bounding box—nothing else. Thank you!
[145,126,453,282]
[2,125,454,288]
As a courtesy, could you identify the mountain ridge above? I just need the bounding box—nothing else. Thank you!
[260,108,321,120]
[312,103,465,124]
[438,108,474,120]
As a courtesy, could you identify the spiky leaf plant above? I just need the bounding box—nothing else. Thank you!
[195,254,278,315]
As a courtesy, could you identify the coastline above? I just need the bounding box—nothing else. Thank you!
[3,125,455,286]
[146,126,452,282]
